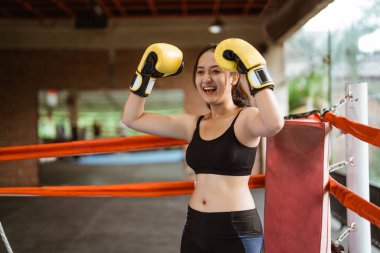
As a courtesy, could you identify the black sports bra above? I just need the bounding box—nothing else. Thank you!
[186,109,257,176]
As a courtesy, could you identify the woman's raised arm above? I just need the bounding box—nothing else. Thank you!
[122,43,196,141]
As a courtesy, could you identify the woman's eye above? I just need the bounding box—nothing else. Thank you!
[197,70,204,75]
[212,69,221,74]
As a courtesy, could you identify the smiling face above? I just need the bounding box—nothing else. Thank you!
[194,50,239,106]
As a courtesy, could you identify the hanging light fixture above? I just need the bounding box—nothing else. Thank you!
[208,17,224,34]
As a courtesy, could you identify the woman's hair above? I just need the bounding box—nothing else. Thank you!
[193,44,251,108]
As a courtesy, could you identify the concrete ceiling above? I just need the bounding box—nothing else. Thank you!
[0,0,333,49]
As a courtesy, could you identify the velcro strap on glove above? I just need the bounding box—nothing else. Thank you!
[130,71,156,97]
[247,66,274,96]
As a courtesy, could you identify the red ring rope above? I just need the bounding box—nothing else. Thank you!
[0,174,266,197]
[322,111,380,147]
[0,134,379,228]
[328,176,380,228]
[0,135,187,161]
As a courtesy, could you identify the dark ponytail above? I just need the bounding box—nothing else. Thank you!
[232,80,251,108]
[193,44,251,108]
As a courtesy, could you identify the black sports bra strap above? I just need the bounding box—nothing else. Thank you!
[197,109,245,129]
[231,108,245,126]
[196,115,204,128]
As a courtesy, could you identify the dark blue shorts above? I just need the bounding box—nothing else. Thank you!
[181,206,264,253]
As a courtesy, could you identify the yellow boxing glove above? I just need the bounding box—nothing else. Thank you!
[130,43,183,97]
[214,38,274,96]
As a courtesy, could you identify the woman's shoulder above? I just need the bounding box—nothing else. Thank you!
[234,107,261,146]
[170,113,203,140]
[239,106,259,118]
[234,106,260,130]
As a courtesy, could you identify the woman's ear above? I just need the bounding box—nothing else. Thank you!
[232,72,240,85]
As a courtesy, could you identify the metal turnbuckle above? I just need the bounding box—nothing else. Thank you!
[331,222,357,252]
[322,91,358,115]
[329,161,348,173]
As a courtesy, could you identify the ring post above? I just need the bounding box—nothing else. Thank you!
[345,82,371,253]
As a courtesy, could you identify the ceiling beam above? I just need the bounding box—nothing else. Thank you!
[112,0,127,16]
[96,0,112,17]
[243,0,254,15]
[212,0,221,16]
[49,0,75,18]
[265,0,333,42]
[147,0,158,16]
[180,0,188,16]
[16,0,45,18]
[243,0,268,15]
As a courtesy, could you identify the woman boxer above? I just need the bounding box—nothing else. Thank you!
[123,38,284,253]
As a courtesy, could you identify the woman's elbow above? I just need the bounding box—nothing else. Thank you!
[267,117,284,136]
[122,110,144,130]
[121,115,135,129]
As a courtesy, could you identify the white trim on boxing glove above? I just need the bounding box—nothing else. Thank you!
[145,78,156,95]
[130,72,143,92]
[247,65,274,89]
[130,71,157,96]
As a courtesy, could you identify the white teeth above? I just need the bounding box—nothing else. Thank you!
[203,87,216,91]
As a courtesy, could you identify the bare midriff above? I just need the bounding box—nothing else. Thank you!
[188,173,255,212]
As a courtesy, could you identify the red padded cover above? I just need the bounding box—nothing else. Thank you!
[264,119,331,253]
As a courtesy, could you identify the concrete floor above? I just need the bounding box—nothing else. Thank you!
[0,153,378,252]
[0,195,190,253]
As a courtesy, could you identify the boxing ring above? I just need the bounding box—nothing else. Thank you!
[0,111,380,252]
